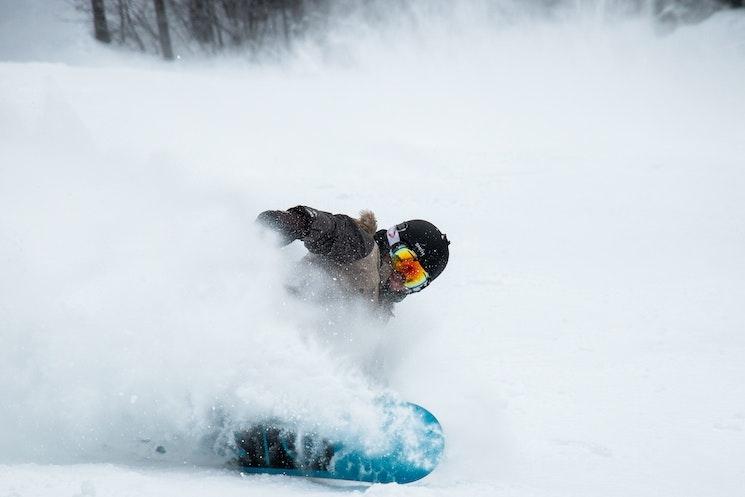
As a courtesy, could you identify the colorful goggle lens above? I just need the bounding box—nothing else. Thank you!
[390,245,429,291]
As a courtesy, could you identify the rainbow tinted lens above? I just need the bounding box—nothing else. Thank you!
[390,246,429,291]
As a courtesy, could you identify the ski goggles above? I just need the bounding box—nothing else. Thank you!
[390,245,430,292]
[387,226,430,293]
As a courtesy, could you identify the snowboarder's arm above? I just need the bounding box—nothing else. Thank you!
[257,206,374,263]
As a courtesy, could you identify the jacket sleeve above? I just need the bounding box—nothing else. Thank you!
[299,206,375,264]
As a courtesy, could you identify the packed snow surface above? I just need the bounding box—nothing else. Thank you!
[2,1,745,496]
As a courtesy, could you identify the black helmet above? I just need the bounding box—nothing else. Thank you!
[387,220,450,281]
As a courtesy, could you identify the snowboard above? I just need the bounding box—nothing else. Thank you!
[233,402,444,484]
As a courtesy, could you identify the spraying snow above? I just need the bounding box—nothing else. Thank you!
[1,1,745,496]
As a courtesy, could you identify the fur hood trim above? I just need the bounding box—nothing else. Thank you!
[357,210,377,235]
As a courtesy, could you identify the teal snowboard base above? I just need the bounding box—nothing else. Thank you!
[233,402,444,484]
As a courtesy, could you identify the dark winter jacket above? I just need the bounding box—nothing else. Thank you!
[257,206,404,315]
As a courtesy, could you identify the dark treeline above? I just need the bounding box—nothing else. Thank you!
[83,1,744,61]
[655,0,742,25]
[81,0,330,60]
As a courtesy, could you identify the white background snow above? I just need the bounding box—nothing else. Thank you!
[1,1,744,496]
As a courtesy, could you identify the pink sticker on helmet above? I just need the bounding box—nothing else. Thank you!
[387,226,401,247]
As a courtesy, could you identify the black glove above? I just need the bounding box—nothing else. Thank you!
[256,206,312,246]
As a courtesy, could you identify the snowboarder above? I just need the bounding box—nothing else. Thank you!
[256,206,449,316]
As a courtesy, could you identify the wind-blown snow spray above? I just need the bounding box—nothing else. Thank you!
[1,1,744,494]
[0,157,396,464]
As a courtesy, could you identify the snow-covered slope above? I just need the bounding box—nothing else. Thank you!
[1,2,744,496]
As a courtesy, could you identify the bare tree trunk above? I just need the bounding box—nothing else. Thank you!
[117,0,126,43]
[281,1,291,50]
[91,0,112,43]
[153,0,175,60]
[208,0,223,48]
